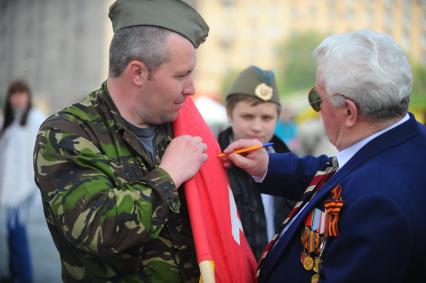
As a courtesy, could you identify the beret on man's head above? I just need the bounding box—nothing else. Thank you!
[108,0,209,48]
[227,66,281,106]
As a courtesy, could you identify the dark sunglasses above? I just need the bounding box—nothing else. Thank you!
[308,87,324,112]
[308,87,356,112]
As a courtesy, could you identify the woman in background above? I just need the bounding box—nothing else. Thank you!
[0,80,45,283]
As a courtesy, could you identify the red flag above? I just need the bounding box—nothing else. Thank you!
[173,97,257,283]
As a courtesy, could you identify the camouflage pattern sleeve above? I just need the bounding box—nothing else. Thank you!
[34,115,177,256]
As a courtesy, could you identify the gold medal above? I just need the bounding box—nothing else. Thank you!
[311,273,320,283]
[313,257,322,273]
[303,255,314,270]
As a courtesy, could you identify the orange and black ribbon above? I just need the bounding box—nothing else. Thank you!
[324,185,344,237]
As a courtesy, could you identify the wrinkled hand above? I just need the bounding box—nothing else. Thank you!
[221,139,269,178]
[159,135,207,188]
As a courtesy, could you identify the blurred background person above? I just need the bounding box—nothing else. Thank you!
[274,107,300,152]
[218,66,295,260]
[297,116,337,156]
[0,80,45,283]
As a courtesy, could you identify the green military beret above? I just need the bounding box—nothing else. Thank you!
[108,0,209,48]
[227,66,281,106]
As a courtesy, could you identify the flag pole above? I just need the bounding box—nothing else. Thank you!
[199,260,215,283]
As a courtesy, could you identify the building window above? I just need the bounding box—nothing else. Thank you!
[291,6,299,18]
[327,1,336,19]
[266,27,280,38]
[219,38,233,50]
[309,5,316,18]
[220,28,234,50]
[422,32,426,48]
[402,32,410,50]
[346,8,354,22]
[384,8,393,28]
[421,51,426,66]
[222,0,235,7]
[385,0,394,6]
[249,5,259,17]
[365,11,373,25]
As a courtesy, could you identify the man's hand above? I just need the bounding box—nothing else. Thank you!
[222,139,269,179]
[159,135,207,187]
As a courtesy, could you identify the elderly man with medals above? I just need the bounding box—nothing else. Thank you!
[221,30,426,283]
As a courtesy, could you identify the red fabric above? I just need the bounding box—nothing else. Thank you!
[173,97,256,282]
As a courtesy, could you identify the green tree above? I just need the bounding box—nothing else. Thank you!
[276,31,324,94]
[411,62,426,111]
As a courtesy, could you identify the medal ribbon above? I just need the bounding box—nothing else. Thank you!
[324,185,344,237]
[256,158,338,279]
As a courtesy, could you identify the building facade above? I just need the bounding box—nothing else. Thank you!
[194,0,426,96]
[1,0,424,110]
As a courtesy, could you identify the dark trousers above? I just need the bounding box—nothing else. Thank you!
[7,208,33,283]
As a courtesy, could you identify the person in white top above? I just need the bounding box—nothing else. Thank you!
[0,80,45,283]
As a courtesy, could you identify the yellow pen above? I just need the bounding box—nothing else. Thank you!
[217,142,274,158]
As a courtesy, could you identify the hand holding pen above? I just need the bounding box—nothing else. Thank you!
[217,142,274,158]
[219,139,271,178]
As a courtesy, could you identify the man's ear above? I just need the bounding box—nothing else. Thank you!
[344,99,358,128]
[127,60,149,87]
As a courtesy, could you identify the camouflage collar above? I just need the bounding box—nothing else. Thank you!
[99,81,129,132]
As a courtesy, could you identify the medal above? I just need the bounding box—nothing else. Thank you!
[299,180,344,282]
[311,273,320,283]
[303,255,314,270]
[313,257,322,273]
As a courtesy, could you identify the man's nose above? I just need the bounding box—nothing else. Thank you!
[183,79,195,96]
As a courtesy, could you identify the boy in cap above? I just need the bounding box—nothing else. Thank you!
[218,66,295,260]
[33,0,209,282]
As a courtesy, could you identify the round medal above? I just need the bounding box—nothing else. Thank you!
[311,273,320,283]
[303,255,314,270]
[313,257,322,273]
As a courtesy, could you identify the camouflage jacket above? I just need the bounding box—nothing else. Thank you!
[34,82,199,283]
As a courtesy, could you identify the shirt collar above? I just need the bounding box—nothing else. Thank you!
[336,113,409,170]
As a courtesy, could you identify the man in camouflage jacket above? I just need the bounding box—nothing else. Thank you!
[33,0,209,282]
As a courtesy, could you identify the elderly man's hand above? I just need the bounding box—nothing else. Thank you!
[221,139,269,179]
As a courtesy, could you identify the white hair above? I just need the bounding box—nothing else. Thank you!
[313,30,412,120]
